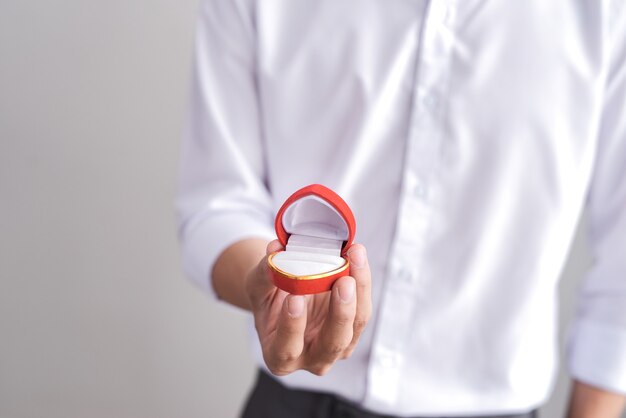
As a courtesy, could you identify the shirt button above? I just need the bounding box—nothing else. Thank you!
[398,267,416,284]
[426,95,438,110]
[414,182,427,199]
[378,352,399,368]
[418,90,437,110]
[398,266,408,277]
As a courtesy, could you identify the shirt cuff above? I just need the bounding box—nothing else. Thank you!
[180,212,275,299]
[567,318,626,394]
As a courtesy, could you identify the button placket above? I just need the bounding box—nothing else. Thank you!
[364,0,456,411]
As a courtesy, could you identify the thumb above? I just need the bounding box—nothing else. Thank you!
[246,256,277,311]
[246,240,284,311]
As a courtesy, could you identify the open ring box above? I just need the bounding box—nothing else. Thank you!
[267,184,356,295]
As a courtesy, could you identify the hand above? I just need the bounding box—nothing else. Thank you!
[245,240,372,376]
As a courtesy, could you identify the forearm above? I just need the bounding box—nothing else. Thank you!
[566,380,626,418]
[211,238,269,311]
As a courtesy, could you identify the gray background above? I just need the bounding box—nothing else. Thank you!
[0,1,618,417]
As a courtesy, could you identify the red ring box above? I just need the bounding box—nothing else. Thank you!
[267,184,356,295]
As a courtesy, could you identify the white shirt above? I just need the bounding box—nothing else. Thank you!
[176,0,626,415]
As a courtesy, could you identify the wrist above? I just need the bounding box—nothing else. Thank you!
[566,379,626,418]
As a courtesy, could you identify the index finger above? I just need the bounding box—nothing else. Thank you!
[246,240,285,310]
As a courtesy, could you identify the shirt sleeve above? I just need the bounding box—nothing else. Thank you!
[566,0,626,394]
[175,0,275,298]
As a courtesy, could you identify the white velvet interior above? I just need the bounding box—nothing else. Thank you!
[276,195,348,276]
[286,234,342,255]
[272,248,346,276]
[282,195,349,241]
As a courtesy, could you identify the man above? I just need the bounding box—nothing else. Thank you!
[176,1,626,417]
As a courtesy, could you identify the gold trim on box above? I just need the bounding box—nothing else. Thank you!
[267,252,349,280]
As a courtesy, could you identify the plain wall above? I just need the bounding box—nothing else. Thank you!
[0,1,620,417]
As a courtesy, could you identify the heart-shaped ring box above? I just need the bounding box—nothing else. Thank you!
[267,184,356,295]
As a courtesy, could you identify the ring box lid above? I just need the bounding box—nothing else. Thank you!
[275,184,356,256]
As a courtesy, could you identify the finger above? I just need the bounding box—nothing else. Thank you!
[342,244,372,359]
[266,239,284,255]
[307,276,356,374]
[265,294,308,376]
[245,253,278,312]
[249,241,288,330]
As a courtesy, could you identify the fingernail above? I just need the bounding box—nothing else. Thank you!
[348,247,366,269]
[338,281,355,304]
[288,296,305,318]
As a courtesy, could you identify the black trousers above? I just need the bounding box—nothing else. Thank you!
[241,370,538,418]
